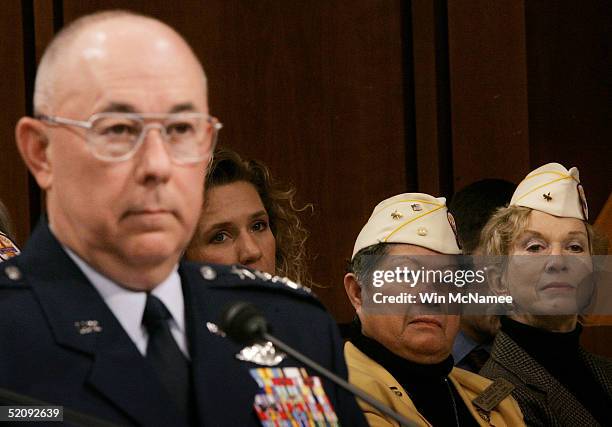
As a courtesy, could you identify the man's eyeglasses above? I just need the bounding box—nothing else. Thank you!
[37,112,223,164]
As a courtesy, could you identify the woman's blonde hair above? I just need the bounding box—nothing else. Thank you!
[479,205,595,257]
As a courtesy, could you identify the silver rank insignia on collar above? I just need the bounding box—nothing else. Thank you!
[229,265,312,294]
[206,322,226,337]
[74,320,102,335]
[236,341,286,366]
[206,322,285,366]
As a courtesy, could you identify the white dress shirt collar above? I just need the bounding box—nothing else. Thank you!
[63,246,189,357]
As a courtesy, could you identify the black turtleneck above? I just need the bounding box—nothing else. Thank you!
[351,329,479,427]
[501,316,612,425]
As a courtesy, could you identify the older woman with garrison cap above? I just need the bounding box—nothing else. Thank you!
[479,163,612,426]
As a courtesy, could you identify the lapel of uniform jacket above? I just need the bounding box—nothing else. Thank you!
[20,222,185,426]
[180,264,214,425]
[490,330,595,425]
[180,263,262,426]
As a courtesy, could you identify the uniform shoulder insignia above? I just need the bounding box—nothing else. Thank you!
[223,264,312,294]
[196,263,315,297]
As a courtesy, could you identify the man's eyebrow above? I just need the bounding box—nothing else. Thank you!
[98,102,198,114]
[99,102,136,113]
[169,103,197,113]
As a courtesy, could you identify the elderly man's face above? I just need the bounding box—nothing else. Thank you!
[27,19,209,288]
[356,244,461,364]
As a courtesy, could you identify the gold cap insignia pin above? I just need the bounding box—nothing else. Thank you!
[391,210,403,220]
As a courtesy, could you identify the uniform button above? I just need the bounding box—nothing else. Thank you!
[5,265,22,281]
[200,266,217,280]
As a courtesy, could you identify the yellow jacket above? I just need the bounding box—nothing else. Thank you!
[345,342,524,427]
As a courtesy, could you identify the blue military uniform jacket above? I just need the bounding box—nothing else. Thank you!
[0,222,367,426]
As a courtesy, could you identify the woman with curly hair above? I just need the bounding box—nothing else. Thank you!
[185,146,313,287]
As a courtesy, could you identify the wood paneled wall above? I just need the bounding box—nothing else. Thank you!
[1,1,610,323]
[0,2,30,245]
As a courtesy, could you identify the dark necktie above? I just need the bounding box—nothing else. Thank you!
[142,293,192,419]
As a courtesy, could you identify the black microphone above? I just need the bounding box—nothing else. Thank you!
[219,301,417,427]
[0,387,119,427]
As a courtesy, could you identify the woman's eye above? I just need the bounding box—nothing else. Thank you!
[211,232,230,243]
[252,221,268,232]
[567,243,584,253]
[526,242,545,252]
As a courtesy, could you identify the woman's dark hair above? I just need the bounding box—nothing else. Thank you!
[188,147,314,287]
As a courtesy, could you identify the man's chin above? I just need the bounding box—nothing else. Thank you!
[120,233,184,265]
[401,345,449,364]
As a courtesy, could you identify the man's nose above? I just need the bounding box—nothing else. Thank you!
[134,126,172,185]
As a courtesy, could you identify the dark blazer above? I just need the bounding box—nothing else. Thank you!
[480,330,612,427]
[0,222,366,427]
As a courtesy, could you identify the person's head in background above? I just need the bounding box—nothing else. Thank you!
[449,178,515,346]
[481,163,593,332]
[186,146,313,287]
[449,178,515,255]
[344,193,462,364]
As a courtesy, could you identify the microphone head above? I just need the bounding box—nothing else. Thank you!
[219,301,268,345]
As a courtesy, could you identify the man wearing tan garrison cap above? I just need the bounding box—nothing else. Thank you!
[343,193,524,426]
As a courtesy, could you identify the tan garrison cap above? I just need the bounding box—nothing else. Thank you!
[352,193,461,258]
[510,162,588,221]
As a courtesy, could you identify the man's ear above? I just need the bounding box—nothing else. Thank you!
[344,273,363,314]
[486,264,509,296]
[15,117,52,190]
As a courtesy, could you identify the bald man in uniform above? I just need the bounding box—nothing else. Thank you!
[0,11,366,427]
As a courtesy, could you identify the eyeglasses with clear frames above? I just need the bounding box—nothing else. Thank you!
[37,112,223,164]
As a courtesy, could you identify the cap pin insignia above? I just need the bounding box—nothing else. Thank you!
[411,203,422,212]
[391,210,403,220]
[543,192,552,202]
